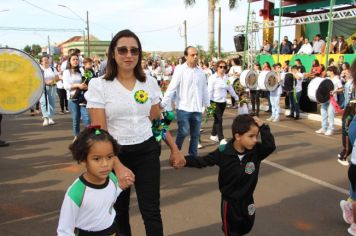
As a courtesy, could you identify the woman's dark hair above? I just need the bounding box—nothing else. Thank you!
[263,61,271,70]
[343,62,351,70]
[231,115,258,140]
[66,53,81,73]
[69,127,120,163]
[104,29,146,82]
[40,55,49,64]
[313,59,320,67]
[232,57,241,66]
[327,65,339,75]
[216,60,227,68]
[254,62,261,70]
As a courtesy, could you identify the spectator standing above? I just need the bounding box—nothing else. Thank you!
[162,46,210,157]
[312,34,325,54]
[334,35,349,54]
[297,37,313,55]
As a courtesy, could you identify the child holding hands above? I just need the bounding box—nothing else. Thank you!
[57,126,134,236]
[185,115,276,235]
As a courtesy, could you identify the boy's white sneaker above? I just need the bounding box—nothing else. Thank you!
[210,135,219,143]
[48,118,55,125]
[348,223,356,236]
[325,129,333,136]
[315,128,326,134]
[272,117,280,122]
[197,143,203,149]
[340,200,354,224]
[266,116,274,121]
[43,118,49,127]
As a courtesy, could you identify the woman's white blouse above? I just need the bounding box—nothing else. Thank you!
[85,76,161,145]
[208,74,239,103]
[42,67,58,83]
[62,69,83,100]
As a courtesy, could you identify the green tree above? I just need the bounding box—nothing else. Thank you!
[23,44,42,58]
[184,0,238,52]
[23,45,31,55]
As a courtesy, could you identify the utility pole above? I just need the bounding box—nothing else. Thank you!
[325,0,336,66]
[86,11,90,57]
[47,35,51,55]
[218,6,221,59]
[184,20,187,48]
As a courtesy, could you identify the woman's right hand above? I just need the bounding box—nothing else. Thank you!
[113,157,135,190]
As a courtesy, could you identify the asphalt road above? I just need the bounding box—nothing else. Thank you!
[0,108,351,236]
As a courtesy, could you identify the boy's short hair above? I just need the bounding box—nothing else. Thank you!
[69,127,120,163]
[232,115,258,139]
[83,57,93,64]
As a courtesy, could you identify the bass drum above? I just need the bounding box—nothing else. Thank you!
[240,70,258,90]
[307,77,334,103]
[283,73,294,92]
[0,48,44,114]
[257,71,279,91]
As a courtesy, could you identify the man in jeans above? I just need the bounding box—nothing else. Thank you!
[161,46,210,156]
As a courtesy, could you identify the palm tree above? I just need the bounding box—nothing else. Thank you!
[184,0,238,53]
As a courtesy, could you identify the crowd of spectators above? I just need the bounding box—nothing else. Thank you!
[260,34,356,55]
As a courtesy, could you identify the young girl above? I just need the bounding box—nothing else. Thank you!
[237,91,250,115]
[57,127,123,236]
[338,101,356,165]
[185,115,276,236]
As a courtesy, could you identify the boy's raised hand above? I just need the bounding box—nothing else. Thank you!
[252,116,264,128]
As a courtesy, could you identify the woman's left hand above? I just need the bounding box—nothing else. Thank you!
[169,150,186,169]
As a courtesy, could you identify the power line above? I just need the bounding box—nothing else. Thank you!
[0,26,84,33]
[20,0,80,21]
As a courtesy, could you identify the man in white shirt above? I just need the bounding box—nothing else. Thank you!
[297,37,313,55]
[161,46,210,156]
[312,34,325,54]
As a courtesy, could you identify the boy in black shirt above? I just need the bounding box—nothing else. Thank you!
[185,115,276,235]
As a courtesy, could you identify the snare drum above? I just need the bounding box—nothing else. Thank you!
[240,70,258,90]
[257,71,279,91]
[307,77,334,103]
[0,48,44,115]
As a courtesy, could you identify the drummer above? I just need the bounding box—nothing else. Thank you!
[267,63,283,122]
[315,66,343,136]
[286,66,303,120]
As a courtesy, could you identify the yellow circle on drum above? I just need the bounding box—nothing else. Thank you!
[0,48,44,114]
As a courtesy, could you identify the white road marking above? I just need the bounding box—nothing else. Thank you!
[263,160,349,194]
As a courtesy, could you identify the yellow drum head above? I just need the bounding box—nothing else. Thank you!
[0,48,44,114]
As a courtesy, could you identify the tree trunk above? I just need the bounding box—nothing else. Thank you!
[208,0,215,52]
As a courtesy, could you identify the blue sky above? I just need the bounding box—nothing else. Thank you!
[1,0,295,52]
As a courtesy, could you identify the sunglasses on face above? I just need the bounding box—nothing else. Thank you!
[116,46,140,56]
[219,65,227,69]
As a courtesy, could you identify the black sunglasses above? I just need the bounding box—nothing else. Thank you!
[116,46,140,56]
[219,65,227,69]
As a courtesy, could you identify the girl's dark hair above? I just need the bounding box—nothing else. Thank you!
[69,128,120,163]
[231,115,258,140]
[343,62,350,70]
[103,29,146,82]
[66,53,81,73]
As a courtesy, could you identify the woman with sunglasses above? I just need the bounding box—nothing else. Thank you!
[85,29,185,236]
[208,60,239,145]
[63,53,91,141]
